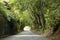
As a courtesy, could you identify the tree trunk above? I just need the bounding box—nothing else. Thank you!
[40,0,46,30]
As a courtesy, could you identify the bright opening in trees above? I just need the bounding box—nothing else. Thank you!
[2,0,9,2]
[24,26,31,31]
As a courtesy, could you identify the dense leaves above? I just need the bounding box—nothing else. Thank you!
[0,0,60,37]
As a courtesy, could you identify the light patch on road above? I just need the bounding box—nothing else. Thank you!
[12,35,44,37]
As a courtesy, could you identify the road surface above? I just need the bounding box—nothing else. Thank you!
[0,31,52,40]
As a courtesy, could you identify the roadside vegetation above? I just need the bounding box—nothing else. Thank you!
[0,0,60,39]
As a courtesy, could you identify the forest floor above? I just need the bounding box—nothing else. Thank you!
[32,29,60,40]
[48,34,60,40]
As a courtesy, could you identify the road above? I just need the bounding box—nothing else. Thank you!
[0,31,52,40]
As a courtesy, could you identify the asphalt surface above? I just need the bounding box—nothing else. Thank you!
[0,31,52,40]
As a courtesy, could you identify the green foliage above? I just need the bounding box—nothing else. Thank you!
[0,0,34,34]
[44,0,60,29]
[0,0,60,36]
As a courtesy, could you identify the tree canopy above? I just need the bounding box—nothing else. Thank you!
[0,0,60,38]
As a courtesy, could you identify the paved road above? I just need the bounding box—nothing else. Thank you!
[0,31,52,40]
